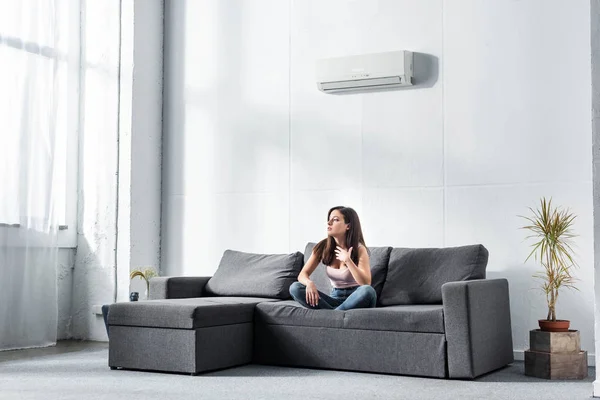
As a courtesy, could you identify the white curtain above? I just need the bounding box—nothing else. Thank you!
[0,0,65,350]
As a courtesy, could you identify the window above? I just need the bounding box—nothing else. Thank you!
[0,0,80,248]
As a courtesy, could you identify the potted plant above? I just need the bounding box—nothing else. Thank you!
[130,267,158,300]
[520,197,578,332]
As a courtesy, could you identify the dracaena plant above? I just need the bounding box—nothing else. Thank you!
[130,267,158,295]
[520,197,578,322]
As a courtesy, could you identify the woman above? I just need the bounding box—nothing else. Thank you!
[289,206,377,310]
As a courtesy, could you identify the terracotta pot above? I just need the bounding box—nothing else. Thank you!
[538,319,570,332]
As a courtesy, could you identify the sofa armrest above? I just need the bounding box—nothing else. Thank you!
[148,276,212,300]
[442,278,514,379]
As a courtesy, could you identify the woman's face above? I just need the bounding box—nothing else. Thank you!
[326,210,349,237]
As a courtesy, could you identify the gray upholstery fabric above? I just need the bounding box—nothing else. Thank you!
[303,242,392,298]
[108,297,275,329]
[253,324,447,378]
[109,326,197,373]
[380,244,489,305]
[205,250,303,299]
[368,246,393,301]
[109,323,253,374]
[303,243,332,292]
[149,276,211,300]
[442,278,514,379]
[343,305,444,333]
[201,297,279,304]
[255,301,444,333]
[255,300,345,329]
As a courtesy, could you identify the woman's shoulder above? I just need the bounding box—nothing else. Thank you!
[357,243,370,256]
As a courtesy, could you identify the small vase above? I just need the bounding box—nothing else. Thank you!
[130,292,139,302]
[538,319,570,332]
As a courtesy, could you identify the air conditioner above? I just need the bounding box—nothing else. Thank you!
[316,50,413,93]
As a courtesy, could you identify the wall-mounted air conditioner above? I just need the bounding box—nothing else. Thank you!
[316,50,413,93]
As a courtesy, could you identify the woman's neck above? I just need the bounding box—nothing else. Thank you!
[333,237,347,249]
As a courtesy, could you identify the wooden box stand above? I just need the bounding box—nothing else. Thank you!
[524,330,588,379]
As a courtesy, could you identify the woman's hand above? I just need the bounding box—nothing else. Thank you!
[335,246,353,264]
[305,281,320,307]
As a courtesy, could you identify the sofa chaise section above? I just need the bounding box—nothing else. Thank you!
[108,250,304,374]
[108,296,276,374]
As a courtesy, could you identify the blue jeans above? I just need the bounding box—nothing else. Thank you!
[289,282,377,310]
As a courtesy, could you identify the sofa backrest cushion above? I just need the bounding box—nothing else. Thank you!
[379,244,488,306]
[304,243,392,300]
[303,243,331,292]
[205,250,304,299]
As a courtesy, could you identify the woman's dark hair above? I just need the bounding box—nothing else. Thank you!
[313,206,366,266]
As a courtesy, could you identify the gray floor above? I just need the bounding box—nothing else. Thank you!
[0,341,596,400]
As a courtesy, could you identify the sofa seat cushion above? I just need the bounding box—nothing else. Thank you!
[205,250,304,299]
[255,302,445,334]
[108,297,277,329]
[255,300,345,328]
[343,305,444,333]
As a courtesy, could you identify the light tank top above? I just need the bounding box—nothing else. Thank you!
[326,266,358,289]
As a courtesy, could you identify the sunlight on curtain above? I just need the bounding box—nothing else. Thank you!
[0,0,67,350]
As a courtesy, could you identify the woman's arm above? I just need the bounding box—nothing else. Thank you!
[297,251,320,286]
[298,251,322,307]
[337,246,371,285]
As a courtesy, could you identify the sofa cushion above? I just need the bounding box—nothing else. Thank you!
[205,250,304,299]
[108,297,278,329]
[304,243,392,299]
[255,300,344,329]
[368,246,393,302]
[255,301,444,334]
[379,244,488,306]
[303,243,332,292]
[343,305,445,333]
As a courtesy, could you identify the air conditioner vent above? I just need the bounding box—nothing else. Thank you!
[316,50,413,93]
[320,76,403,92]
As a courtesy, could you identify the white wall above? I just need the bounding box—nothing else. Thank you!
[162,0,292,274]
[117,0,164,302]
[57,249,74,339]
[443,0,593,362]
[162,0,594,360]
[591,0,600,394]
[71,0,121,340]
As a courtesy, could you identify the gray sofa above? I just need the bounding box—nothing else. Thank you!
[107,243,514,379]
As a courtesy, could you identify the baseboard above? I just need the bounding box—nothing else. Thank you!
[514,350,596,367]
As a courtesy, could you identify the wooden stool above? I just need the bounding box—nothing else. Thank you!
[524,329,588,379]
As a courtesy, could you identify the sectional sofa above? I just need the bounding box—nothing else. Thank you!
[107,243,514,379]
